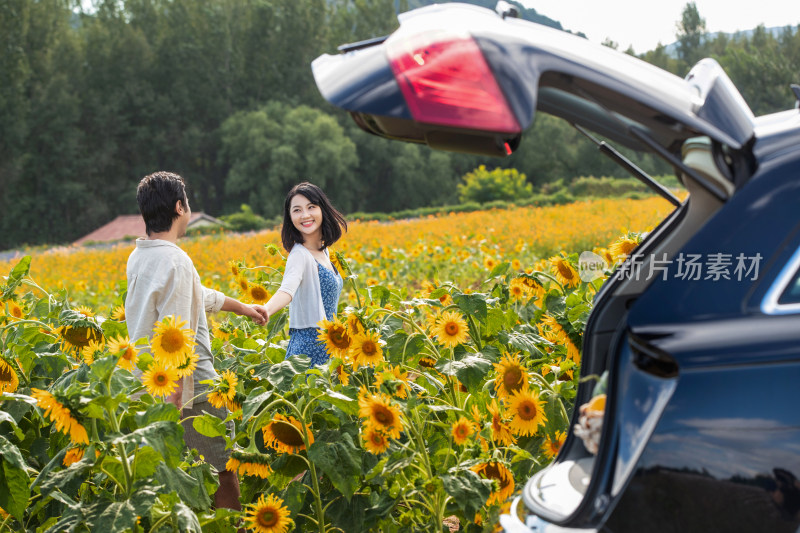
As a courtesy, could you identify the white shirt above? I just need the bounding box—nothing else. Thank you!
[125,238,226,408]
[278,243,332,329]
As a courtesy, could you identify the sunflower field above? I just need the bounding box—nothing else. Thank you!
[0,197,675,532]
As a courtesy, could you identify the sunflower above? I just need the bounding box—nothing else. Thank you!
[217,369,238,400]
[375,366,409,398]
[541,430,566,460]
[245,493,293,533]
[508,278,530,302]
[81,339,105,366]
[110,305,126,322]
[142,362,179,398]
[549,254,580,288]
[432,310,469,348]
[150,315,196,368]
[262,414,312,454]
[594,247,616,267]
[0,359,19,394]
[31,388,89,444]
[63,446,85,467]
[345,313,363,336]
[358,389,403,439]
[472,462,515,505]
[235,277,249,295]
[228,260,240,278]
[226,450,273,479]
[107,336,138,371]
[7,300,24,320]
[608,235,640,262]
[451,416,475,445]
[511,259,522,271]
[351,330,383,369]
[487,399,516,446]
[424,311,442,333]
[175,351,199,378]
[507,387,547,437]
[333,361,350,386]
[57,324,103,352]
[316,318,351,358]
[418,355,437,369]
[493,352,529,399]
[361,426,391,455]
[483,256,497,271]
[539,315,581,364]
[248,284,270,305]
[207,390,228,409]
[74,305,95,318]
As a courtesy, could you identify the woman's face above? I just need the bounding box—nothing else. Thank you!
[290,193,322,241]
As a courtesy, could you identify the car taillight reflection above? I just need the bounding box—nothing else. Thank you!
[386,31,521,134]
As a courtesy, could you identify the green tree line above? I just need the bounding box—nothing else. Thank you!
[1,0,798,250]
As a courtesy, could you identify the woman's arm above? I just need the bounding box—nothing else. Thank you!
[264,290,292,319]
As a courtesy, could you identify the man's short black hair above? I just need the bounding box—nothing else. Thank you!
[137,171,188,236]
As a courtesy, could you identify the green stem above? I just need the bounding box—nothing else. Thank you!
[533,271,566,294]
[372,309,441,361]
[259,396,326,533]
[465,314,483,351]
[530,373,571,423]
[349,277,363,309]
[106,409,134,497]
[149,512,172,532]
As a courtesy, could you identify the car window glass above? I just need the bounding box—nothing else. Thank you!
[778,268,800,305]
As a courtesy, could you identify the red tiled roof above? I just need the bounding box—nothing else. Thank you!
[73,213,221,245]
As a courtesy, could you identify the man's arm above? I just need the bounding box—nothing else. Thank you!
[220,296,268,325]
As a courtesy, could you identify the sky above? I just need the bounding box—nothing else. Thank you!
[520,1,800,54]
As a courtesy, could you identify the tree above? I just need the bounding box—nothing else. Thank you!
[675,2,707,72]
[220,102,358,218]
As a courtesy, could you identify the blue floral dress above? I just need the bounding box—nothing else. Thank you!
[285,261,343,366]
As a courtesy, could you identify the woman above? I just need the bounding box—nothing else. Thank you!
[263,182,347,366]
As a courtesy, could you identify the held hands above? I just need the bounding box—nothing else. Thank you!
[246,304,269,325]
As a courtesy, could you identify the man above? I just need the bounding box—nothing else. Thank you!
[125,171,267,510]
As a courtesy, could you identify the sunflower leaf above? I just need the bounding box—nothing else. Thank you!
[134,402,181,426]
[1,255,31,301]
[84,499,137,533]
[441,470,494,519]
[320,389,357,416]
[264,356,310,392]
[307,432,361,501]
[192,413,228,438]
[155,462,213,510]
[0,461,29,522]
[172,502,203,532]
[113,420,184,469]
[367,285,393,307]
[454,293,488,322]
[241,387,272,424]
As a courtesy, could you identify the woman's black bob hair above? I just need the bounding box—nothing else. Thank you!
[280,182,347,252]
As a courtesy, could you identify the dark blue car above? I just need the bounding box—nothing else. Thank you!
[311,3,800,532]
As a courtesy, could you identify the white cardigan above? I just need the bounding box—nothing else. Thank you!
[277,243,332,329]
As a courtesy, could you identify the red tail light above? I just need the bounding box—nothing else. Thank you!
[386,31,521,134]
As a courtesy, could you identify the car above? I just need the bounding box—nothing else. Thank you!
[311,2,800,532]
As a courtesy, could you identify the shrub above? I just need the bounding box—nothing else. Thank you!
[458,165,533,203]
[219,204,270,232]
